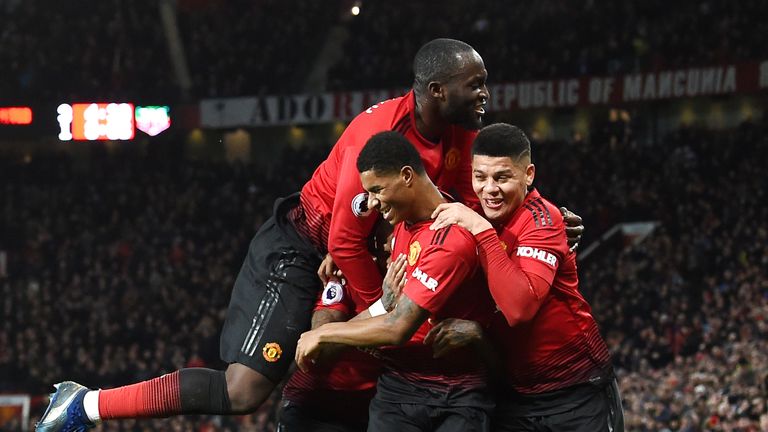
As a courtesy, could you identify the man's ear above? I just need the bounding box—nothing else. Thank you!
[525,164,536,187]
[428,81,444,100]
[401,166,415,186]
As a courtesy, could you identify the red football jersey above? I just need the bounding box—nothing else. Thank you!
[380,220,495,391]
[475,189,612,394]
[293,91,479,307]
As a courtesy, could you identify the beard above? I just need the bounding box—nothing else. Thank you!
[444,101,483,130]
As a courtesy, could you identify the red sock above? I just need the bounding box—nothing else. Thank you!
[98,371,182,419]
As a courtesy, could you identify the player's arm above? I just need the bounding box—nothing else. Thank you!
[327,148,384,306]
[295,293,429,371]
[474,228,556,327]
[430,202,585,247]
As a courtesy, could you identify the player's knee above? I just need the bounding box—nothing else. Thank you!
[225,364,276,413]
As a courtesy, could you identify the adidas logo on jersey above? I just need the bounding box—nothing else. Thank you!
[411,267,439,291]
[517,246,557,267]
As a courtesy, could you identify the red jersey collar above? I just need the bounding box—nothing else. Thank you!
[405,90,441,146]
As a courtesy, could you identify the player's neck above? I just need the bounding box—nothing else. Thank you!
[408,182,446,223]
[414,99,447,143]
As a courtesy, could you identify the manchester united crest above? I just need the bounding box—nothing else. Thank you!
[408,241,422,266]
[444,148,461,170]
[262,342,282,362]
[500,240,508,251]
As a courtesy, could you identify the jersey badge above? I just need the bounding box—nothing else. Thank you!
[408,241,422,266]
[500,240,508,251]
[321,280,345,305]
[351,192,372,217]
[444,148,461,170]
[262,342,282,362]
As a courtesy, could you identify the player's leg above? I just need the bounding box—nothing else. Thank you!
[433,406,491,432]
[277,400,367,432]
[36,216,321,431]
[366,397,430,432]
[218,227,321,411]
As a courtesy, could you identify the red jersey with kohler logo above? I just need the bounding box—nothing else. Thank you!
[475,188,612,394]
[294,91,478,309]
[380,220,495,392]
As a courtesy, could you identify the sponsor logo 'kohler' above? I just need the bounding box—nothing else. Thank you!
[411,267,439,291]
[517,246,557,267]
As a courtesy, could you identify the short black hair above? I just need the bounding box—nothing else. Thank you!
[472,123,531,161]
[413,38,476,97]
[357,131,425,175]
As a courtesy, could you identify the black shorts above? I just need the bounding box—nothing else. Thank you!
[219,195,323,383]
[493,378,625,432]
[368,398,490,432]
[367,374,493,432]
[277,401,367,432]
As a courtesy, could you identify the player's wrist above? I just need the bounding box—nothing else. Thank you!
[470,218,493,236]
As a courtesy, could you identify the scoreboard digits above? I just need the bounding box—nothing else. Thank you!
[58,103,135,141]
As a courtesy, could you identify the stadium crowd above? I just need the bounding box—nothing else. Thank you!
[329,0,768,90]
[2,0,766,100]
[2,117,766,431]
[0,142,330,431]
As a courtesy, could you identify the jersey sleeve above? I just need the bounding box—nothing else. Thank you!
[326,137,384,308]
[402,229,476,314]
[474,217,566,327]
[313,280,354,317]
[514,217,568,285]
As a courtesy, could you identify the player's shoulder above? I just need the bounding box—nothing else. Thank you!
[348,94,408,130]
[515,190,564,231]
[424,224,477,253]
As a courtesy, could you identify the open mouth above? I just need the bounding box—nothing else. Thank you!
[381,207,393,220]
[483,198,503,210]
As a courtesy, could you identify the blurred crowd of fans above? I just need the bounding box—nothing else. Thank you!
[330,0,767,90]
[0,142,329,431]
[1,119,766,431]
[2,0,766,100]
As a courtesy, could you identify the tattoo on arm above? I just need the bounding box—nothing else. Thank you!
[385,294,430,341]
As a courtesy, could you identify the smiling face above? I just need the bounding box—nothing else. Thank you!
[472,154,535,224]
[439,51,489,130]
[360,167,416,226]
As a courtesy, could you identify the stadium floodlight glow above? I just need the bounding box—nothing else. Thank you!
[0,106,33,125]
[351,4,360,15]
[135,106,171,136]
[57,103,135,141]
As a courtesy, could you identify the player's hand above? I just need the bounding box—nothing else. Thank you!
[430,202,492,235]
[559,207,584,251]
[317,253,344,285]
[424,318,484,358]
[381,253,407,311]
[295,329,325,372]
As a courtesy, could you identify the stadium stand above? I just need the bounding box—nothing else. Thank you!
[1,1,767,431]
[2,0,766,99]
[2,119,766,430]
[328,0,768,90]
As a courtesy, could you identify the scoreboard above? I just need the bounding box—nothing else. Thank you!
[57,103,135,141]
